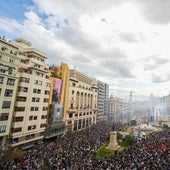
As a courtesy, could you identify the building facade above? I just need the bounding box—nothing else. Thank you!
[66,69,98,132]
[97,81,109,121]
[108,97,125,123]
[0,36,108,148]
[0,37,20,148]
[162,94,170,121]
[44,63,70,139]
[9,39,51,148]
[104,83,109,117]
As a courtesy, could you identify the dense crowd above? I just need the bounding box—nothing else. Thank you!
[0,121,170,170]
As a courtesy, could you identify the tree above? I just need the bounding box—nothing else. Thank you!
[123,134,135,146]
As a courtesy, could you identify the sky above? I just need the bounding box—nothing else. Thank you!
[1,0,170,101]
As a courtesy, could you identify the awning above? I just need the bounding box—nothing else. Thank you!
[20,144,34,150]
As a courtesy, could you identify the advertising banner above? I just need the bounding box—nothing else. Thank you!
[52,103,63,122]
[52,78,62,102]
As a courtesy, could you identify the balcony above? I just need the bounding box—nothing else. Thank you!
[28,63,49,73]
[68,107,77,113]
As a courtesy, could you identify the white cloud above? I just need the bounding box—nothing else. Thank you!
[1,0,170,101]
[0,18,21,35]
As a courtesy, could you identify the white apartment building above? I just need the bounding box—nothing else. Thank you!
[9,39,51,148]
[104,83,109,117]
[66,69,98,132]
[0,37,20,148]
[97,81,109,121]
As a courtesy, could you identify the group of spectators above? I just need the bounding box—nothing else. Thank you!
[0,121,170,170]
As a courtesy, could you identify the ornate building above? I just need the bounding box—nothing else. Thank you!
[66,69,98,132]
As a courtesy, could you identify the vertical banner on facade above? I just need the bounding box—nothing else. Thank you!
[52,78,62,102]
[52,103,63,122]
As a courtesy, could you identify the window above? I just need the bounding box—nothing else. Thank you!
[0,125,6,133]
[14,107,25,112]
[9,58,14,63]
[4,89,13,97]
[1,46,7,51]
[2,101,11,109]
[16,96,27,102]
[68,121,72,125]
[26,134,34,140]
[44,90,50,95]
[20,77,29,83]
[7,78,15,86]
[72,90,74,94]
[11,138,18,144]
[13,117,23,122]
[32,97,40,102]
[33,88,41,94]
[0,113,9,121]
[28,125,36,130]
[34,80,42,85]
[46,82,50,87]
[18,86,28,92]
[69,113,73,118]
[29,116,37,120]
[29,116,33,120]
[30,107,38,111]
[36,71,43,77]
[43,98,49,103]
[28,126,31,130]
[41,115,47,119]
[8,67,12,75]
[11,127,22,133]
[32,62,41,68]
[43,107,48,111]
[0,76,4,84]
[33,55,44,62]
[0,68,5,73]
[40,123,46,128]
[70,103,73,108]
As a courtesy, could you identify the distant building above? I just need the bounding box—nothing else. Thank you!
[97,81,109,121]
[108,97,125,122]
[104,83,109,116]
[161,94,170,121]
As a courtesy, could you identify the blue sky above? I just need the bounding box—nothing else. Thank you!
[1,0,170,101]
[0,0,33,21]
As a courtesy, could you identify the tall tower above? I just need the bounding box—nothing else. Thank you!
[129,91,133,103]
[126,91,133,121]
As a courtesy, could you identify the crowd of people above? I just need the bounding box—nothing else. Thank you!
[0,121,170,170]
